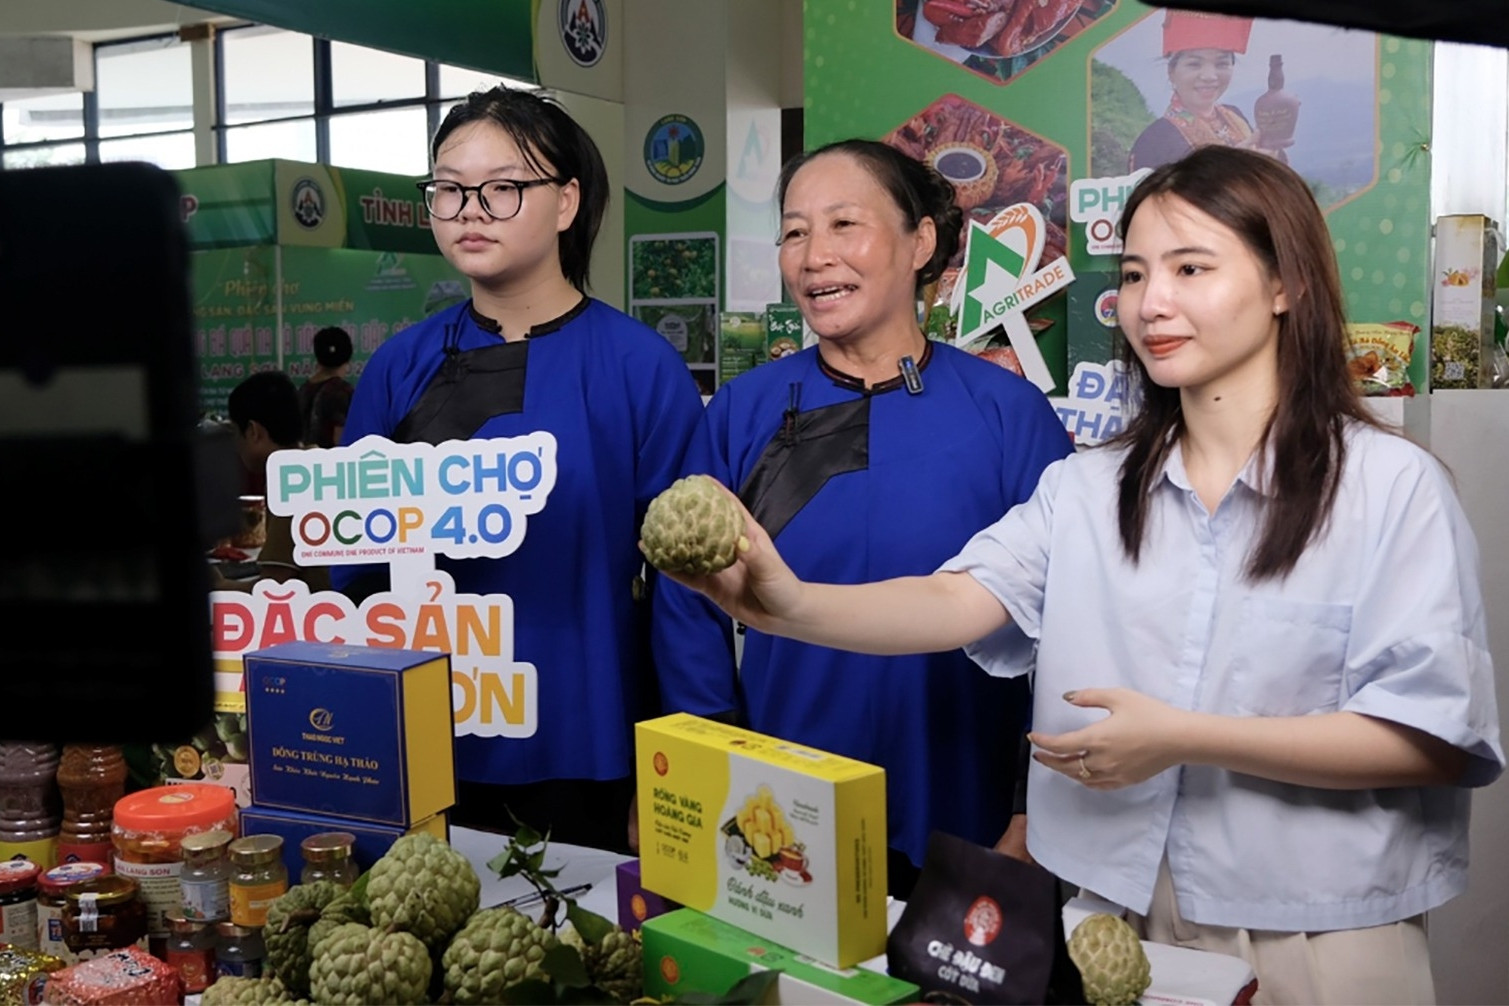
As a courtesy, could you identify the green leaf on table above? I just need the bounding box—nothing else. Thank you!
[541,944,591,987]
[565,902,615,946]
[348,871,370,911]
[486,846,520,877]
[514,821,544,850]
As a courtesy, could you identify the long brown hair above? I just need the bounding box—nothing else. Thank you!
[1111,145,1380,581]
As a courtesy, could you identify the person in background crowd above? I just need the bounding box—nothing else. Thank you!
[1129,12,1283,172]
[665,146,1502,1004]
[298,325,355,449]
[215,370,330,593]
[338,86,704,853]
[653,139,1073,898]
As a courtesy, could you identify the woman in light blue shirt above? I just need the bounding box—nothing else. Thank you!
[659,146,1503,1004]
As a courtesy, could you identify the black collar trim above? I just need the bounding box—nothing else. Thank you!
[818,339,934,395]
[467,295,590,338]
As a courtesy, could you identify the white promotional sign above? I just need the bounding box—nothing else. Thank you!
[951,204,1075,393]
[1069,169,1150,257]
[1047,360,1135,446]
[211,434,563,740]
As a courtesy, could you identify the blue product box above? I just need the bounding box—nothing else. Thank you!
[238,805,450,879]
[245,641,456,827]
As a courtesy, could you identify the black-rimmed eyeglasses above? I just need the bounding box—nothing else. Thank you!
[415,178,563,221]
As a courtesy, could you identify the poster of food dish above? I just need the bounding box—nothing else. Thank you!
[896,0,1117,85]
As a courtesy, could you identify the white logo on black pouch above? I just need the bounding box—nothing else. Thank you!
[559,0,606,67]
[291,177,325,230]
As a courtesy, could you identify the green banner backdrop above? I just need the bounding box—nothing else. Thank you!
[806,0,1433,392]
[176,160,465,415]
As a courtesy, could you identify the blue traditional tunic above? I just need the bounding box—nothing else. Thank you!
[338,298,705,786]
[654,342,1073,866]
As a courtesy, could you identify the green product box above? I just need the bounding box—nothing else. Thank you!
[764,304,804,360]
[642,909,918,1005]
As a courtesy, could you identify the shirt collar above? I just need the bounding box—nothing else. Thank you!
[1158,438,1276,499]
[467,296,589,338]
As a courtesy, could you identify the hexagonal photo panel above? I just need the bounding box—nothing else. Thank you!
[896,0,1116,86]
[1089,10,1380,210]
[885,94,1069,356]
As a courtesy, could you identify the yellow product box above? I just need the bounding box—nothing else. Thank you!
[635,714,887,969]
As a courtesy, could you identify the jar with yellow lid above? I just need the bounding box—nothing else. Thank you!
[228,835,287,928]
[111,783,238,955]
[299,832,358,887]
[62,874,148,960]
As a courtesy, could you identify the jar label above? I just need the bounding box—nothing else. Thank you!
[78,892,99,932]
[38,902,73,963]
[114,857,183,937]
[0,897,38,950]
[0,838,56,871]
[216,958,263,979]
[181,878,230,922]
[57,840,114,869]
[229,880,287,928]
[167,947,216,993]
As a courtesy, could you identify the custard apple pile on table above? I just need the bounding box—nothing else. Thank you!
[640,475,749,574]
[264,879,344,998]
[367,831,481,951]
[1068,913,1153,1006]
[561,922,643,1003]
[308,922,432,1005]
[306,883,372,958]
[441,906,559,1004]
[200,975,303,1005]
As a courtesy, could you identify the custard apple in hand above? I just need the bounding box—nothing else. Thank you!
[640,475,749,574]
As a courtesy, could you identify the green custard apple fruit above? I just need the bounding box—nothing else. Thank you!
[264,880,344,998]
[367,832,481,951]
[561,923,643,1003]
[200,975,293,1005]
[640,475,748,574]
[308,922,431,1005]
[1068,913,1153,1006]
[441,906,559,1005]
[307,885,372,957]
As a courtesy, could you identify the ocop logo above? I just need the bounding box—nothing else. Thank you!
[309,708,335,731]
[290,177,326,230]
[653,751,669,776]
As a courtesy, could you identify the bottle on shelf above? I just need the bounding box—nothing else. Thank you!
[0,742,61,868]
[56,745,127,869]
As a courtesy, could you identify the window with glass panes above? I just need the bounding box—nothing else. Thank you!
[0,23,531,172]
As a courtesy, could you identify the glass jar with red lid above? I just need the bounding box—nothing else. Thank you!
[111,783,238,956]
[0,859,41,950]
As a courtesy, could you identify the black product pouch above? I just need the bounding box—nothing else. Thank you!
[887,831,1084,1005]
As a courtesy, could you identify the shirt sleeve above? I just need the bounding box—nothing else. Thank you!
[1340,449,1504,787]
[938,455,1069,679]
[649,390,740,718]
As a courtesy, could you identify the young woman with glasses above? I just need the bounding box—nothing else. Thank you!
[338,87,704,852]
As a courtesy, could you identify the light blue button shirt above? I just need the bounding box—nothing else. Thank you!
[941,422,1503,932]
